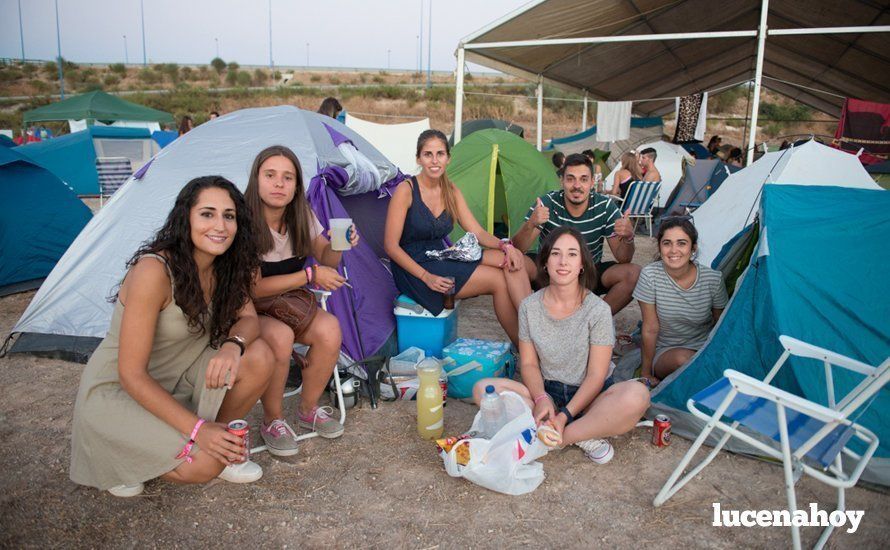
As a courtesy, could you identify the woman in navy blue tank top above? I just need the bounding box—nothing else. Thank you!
[384,130,532,344]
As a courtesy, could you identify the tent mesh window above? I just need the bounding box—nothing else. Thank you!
[93,138,156,171]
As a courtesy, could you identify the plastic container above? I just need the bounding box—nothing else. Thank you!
[479,385,507,439]
[416,358,444,439]
[442,338,514,399]
[388,346,425,376]
[394,294,458,357]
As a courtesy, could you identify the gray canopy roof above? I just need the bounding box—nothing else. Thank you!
[459,0,890,117]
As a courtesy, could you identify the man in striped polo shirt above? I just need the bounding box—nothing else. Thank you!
[512,153,641,315]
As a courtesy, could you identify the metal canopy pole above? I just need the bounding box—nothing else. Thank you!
[453,47,466,144]
[582,91,589,131]
[536,76,543,151]
[747,0,770,165]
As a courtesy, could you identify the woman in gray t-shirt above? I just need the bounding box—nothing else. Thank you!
[472,227,650,464]
[634,217,728,387]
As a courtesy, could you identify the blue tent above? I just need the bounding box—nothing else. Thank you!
[661,158,739,217]
[0,147,92,296]
[151,130,178,148]
[650,185,890,485]
[0,135,15,148]
[678,141,711,159]
[14,126,155,195]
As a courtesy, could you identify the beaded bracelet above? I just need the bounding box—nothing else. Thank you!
[533,394,551,405]
[174,418,205,464]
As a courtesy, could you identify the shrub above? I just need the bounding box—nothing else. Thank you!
[42,61,58,77]
[29,79,51,93]
[253,68,268,85]
[425,86,455,103]
[310,74,322,82]
[103,74,121,87]
[712,85,748,113]
[329,77,341,85]
[225,69,238,86]
[210,57,226,74]
[236,71,252,87]
[159,63,180,84]
[22,64,37,77]
[763,122,782,136]
[759,101,811,122]
[109,63,127,75]
[138,68,162,85]
[79,80,103,92]
[371,75,385,84]
[273,70,282,81]
[180,66,193,81]
[0,68,23,83]
[226,61,240,72]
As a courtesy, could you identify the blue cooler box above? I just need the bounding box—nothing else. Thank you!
[393,294,458,357]
[442,338,514,399]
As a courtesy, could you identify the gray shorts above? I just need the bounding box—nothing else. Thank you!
[653,341,706,372]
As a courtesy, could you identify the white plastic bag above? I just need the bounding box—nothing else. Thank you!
[441,391,549,495]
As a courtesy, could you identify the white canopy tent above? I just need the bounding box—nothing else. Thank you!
[452,0,890,163]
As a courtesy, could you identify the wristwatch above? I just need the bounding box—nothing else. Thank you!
[558,406,575,425]
[222,335,246,356]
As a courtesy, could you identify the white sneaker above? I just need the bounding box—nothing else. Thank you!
[218,460,263,483]
[107,482,144,497]
[575,438,614,464]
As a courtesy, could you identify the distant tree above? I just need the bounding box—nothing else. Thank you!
[236,71,252,87]
[253,68,268,85]
[210,57,226,75]
[226,61,240,73]
[225,69,238,86]
[109,63,127,75]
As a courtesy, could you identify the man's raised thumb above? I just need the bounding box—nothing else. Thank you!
[536,197,544,208]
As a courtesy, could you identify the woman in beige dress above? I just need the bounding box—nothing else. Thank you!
[70,176,275,497]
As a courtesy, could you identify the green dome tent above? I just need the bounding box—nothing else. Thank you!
[446,129,559,241]
[448,119,524,146]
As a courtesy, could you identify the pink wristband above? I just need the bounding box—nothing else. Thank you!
[174,418,205,464]
[533,394,550,405]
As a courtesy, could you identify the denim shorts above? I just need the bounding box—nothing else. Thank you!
[543,376,615,412]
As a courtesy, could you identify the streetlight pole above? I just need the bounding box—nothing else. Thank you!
[215,38,219,58]
[18,0,25,61]
[140,0,147,66]
[268,0,274,70]
[419,1,423,76]
[426,0,432,88]
[54,0,64,99]
[123,35,128,64]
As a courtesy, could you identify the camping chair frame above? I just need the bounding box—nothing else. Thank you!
[653,335,888,549]
[612,181,661,236]
[251,289,348,453]
[96,156,133,207]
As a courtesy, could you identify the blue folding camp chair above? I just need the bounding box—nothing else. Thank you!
[614,180,660,236]
[654,335,889,549]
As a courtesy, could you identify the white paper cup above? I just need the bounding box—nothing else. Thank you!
[330,218,352,251]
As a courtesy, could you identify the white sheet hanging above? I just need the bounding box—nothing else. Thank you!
[695,92,708,141]
[595,101,632,142]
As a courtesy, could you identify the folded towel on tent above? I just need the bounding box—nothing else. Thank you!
[596,101,632,142]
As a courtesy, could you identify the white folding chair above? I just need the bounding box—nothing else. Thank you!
[616,180,661,236]
[95,156,132,206]
[654,335,889,549]
[251,289,349,453]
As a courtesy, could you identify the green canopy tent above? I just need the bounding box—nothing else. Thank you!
[448,119,524,146]
[446,129,559,241]
[23,91,174,128]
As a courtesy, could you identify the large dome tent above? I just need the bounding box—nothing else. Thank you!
[6,106,402,365]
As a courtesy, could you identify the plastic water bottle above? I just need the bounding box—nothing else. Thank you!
[479,385,506,439]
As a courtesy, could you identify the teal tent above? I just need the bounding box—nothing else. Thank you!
[0,147,92,295]
[14,126,157,195]
[22,90,173,127]
[650,185,890,486]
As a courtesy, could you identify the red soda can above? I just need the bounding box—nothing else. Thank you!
[652,414,671,447]
[439,376,448,407]
[226,419,250,462]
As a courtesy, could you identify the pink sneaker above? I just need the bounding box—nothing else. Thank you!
[297,406,344,439]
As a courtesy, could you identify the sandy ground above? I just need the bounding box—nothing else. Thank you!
[1,236,888,549]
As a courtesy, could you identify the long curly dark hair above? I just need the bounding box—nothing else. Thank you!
[123,175,260,347]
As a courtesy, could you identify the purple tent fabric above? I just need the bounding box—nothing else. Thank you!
[323,123,355,149]
[306,172,399,361]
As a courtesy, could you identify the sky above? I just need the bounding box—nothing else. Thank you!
[0,0,529,72]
